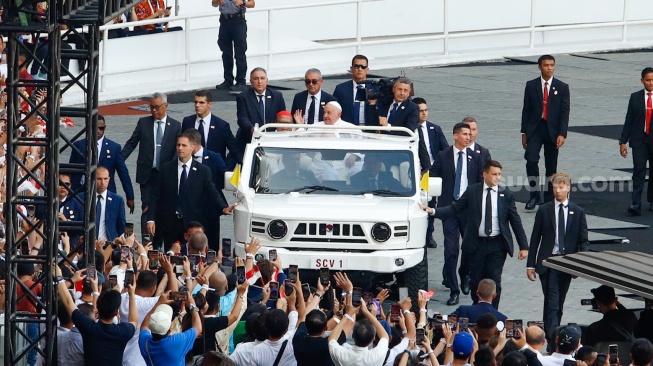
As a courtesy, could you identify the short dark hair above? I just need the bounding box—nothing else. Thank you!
[98,114,106,123]
[252,313,270,341]
[576,346,597,363]
[502,351,528,366]
[186,221,205,233]
[642,67,653,79]
[57,300,72,326]
[97,290,122,320]
[195,90,213,102]
[78,303,95,319]
[394,77,412,86]
[351,54,368,66]
[265,309,289,339]
[352,318,376,347]
[412,97,427,105]
[476,313,498,330]
[136,270,157,290]
[453,122,471,134]
[250,67,267,78]
[483,160,503,173]
[538,55,555,65]
[462,116,477,124]
[17,262,35,276]
[256,259,275,284]
[474,346,496,366]
[305,309,327,335]
[205,291,221,313]
[180,129,202,146]
[631,339,653,366]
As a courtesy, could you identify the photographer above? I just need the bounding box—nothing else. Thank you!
[582,285,637,346]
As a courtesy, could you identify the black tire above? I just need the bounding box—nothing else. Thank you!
[401,248,428,312]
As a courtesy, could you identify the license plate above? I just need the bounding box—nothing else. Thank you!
[311,257,348,270]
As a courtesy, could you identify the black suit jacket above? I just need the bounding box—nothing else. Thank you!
[527,200,589,274]
[148,159,227,228]
[182,114,241,169]
[470,142,492,165]
[236,87,286,133]
[122,116,181,184]
[423,121,448,158]
[521,77,570,141]
[373,99,419,132]
[619,90,651,148]
[432,147,484,207]
[290,90,336,123]
[350,170,405,191]
[332,80,377,125]
[434,183,528,257]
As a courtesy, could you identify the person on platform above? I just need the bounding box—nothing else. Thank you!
[521,55,570,210]
[213,0,255,91]
[333,55,377,125]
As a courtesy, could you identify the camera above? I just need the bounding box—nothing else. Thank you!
[355,75,414,106]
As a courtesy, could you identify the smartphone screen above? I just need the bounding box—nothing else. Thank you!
[142,234,151,243]
[124,270,134,287]
[319,267,330,286]
[124,223,134,237]
[351,287,362,307]
[171,290,187,301]
[527,321,545,330]
[448,314,458,331]
[206,250,216,265]
[301,283,311,301]
[513,319,523,339]
[432,321,444,339]
[399,287,408,301]
[372,299,381,315]
[170,255,184,273]
[597,354,607,365]
[188,254,201,274]
[284,280,294,295]
[236,265,246,284]
[121,246,130,262]
[148,250,160,270]
[505,319,515,338]
[609,344,618,366]
[269,281,279,300]
[288,265,298,283]
[269,249,277,262]
[416,328,425,345]
[86,264,96,280]
[362,292,373,304]
[222,238,232,257]
[459,317,469,332]
[390,304,400,322]
[563,360,577,366]
[109,274,118,289]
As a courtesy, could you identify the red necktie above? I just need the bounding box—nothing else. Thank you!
[542,81,549,121]
[646,92,652,135]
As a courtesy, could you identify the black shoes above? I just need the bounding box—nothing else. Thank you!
[427,237,437,248]
[231,82,247,92]
[628,203,642,216]
[216,81,233,90]
[447,293,459,306]
[525,196,541,210]
[461,276,470,295]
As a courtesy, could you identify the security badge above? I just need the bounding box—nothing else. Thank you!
[400,106,405,110]
[107,197,113,201]
[107,149,111,159]
[210,125,215,129]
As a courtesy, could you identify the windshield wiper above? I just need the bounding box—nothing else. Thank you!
[286,185,339,194]
[359,189,403,196]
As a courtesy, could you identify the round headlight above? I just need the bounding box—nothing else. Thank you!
[267,220,288,239]
[371,222,391,242]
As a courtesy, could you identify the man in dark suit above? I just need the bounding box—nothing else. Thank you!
[370,77,419,133]
[236,67,286,152]
[268,152,320,190]
[432,123,484,306]
[122,93,181,241]
[146,134,237,250]
[350,154,406,192]
[451,279,507,323]
[463,117,492,165]
[185,128,228,251]
[527,172,589,337]
[69,115,135,214]
[414,97,449,248]
[182,90,241,169]
[521,55,570,210]
[333,55,377,125]
[423,160,528,308]
[57,173,84,246]
[619,67,653,215]
[291,68,336,124]
[95,166,126,241]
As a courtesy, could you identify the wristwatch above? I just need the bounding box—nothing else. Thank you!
[188,304,200,312]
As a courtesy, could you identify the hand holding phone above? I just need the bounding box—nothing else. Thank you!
[269,281,279,300]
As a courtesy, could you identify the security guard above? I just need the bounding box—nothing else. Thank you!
[213,0,255,91]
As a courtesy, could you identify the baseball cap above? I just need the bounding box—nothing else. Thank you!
[453,332,474,357]
[149,304,173,335]
[557,325,581,348]
[591,285,616,305]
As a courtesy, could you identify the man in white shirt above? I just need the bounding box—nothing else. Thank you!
[249,302,299,365]
[523,325,547,361]
[328,299,389,366]
[540,326,580,366]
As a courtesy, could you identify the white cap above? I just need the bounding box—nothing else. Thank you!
[149,304,173,335]
[326,101,342,112]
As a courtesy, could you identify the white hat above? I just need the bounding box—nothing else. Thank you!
[149,304,173,335]
[326,101,342,112]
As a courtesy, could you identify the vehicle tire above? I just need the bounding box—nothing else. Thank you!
[401,248,428,312]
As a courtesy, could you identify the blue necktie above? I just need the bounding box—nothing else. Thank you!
[95,194,102,239]
[258,95,265,122]
[558,203,566,254]
[198,119,206,147]
[307,96,316,124]
[177,164,188,215]
[353,84,364,125]
[453,151,463,200]
[389,102,399,121]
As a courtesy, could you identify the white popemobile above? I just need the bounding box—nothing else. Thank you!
[225,124,441,297]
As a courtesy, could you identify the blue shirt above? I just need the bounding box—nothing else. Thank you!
[138,328,197,366]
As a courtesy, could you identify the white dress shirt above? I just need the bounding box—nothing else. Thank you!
[195,114,211,146]
[540,352,574,366]
[540,76,553,119]
[420,122,434,164]
[329,337,389,366]
[194,147,204,163]
[152,115,168,167]
[386,100,402,120]
[352,81,365,124]
[453,146,469,199]
[97,136,104,162]
[553,199,569,255]
[97,190,108,240]
[248,311,299,366]
[304,90,322,124]
[479,183,500,237]
[230,340,262,366]
[120,293,160,366]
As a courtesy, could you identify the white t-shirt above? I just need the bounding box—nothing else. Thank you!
[329,337,389,366]
[248,311,299,366]
[119,293,160,366]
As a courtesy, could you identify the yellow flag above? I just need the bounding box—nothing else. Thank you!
[420,172,429,191]
[229,164,241,187]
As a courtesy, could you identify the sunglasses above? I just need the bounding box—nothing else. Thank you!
[304,79,320,85]
[98,126,106,130]
[352,64,368,70]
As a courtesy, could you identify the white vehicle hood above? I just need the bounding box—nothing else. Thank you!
[250,194,411,222]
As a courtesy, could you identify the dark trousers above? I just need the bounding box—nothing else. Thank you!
[218,16,248,84]
[525,121,558,202]
[539,268,572,337]
[426,196,437,240]
[442,209,469,296]
[31,39,72,75]
[154,216,185,252]
[139,169,159,242]
[631,141,653,205]
[468,236,507,309]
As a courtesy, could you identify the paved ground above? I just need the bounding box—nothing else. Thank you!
[64,50,653,327]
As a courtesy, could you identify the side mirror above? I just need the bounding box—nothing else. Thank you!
[427,177,442,199]
[224,171,236,191]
